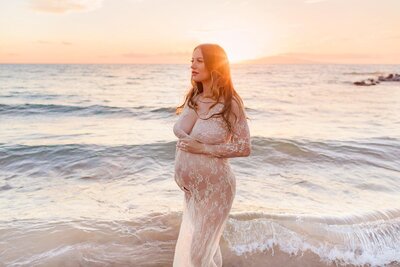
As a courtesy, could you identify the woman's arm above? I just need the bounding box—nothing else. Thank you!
[173,103,198,139]
[202,100,251,158]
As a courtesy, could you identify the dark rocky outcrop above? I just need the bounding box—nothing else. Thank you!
[378,73,400,82]
[353,73,400,86]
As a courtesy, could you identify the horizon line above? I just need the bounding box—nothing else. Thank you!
[1,62,399,65]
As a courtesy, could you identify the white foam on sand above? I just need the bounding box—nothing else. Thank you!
[224,210,400,267]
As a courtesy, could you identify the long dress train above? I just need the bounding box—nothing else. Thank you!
[172,99,250,267]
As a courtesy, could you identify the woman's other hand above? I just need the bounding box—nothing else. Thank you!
[177,137,205,154]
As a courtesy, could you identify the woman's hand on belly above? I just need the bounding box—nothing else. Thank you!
[176,137,205,155]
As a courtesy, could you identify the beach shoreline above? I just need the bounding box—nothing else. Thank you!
[221,242,400,267]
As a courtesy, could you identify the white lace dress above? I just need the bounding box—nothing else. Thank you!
[172,99,251,267]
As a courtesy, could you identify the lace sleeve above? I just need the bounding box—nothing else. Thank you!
[173,103,197,139]
[203,100,251,158]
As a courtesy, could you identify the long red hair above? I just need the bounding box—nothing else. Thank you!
[176,43,244,133]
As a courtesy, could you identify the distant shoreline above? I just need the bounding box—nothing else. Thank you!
[1,62,400,65]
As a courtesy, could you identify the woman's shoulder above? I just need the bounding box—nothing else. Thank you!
[230,96,244,109]
[214,97,244,114]
[229,97,246,120]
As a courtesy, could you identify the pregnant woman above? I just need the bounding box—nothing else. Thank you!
[172,43,251,267]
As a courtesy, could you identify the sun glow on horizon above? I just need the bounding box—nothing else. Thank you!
[191,29,268,64]
[225,46,263,64]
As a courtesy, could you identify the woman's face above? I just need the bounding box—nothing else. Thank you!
[191,48,211,83]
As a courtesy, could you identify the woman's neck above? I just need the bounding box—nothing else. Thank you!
[201,79,213,98]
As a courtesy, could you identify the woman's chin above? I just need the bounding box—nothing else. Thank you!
[192,76,206,82]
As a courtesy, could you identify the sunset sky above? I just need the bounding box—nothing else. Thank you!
[1,0,399,64]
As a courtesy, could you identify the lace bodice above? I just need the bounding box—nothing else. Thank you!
[173,98,251,158]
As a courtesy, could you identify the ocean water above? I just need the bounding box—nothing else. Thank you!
[0,64,399,267]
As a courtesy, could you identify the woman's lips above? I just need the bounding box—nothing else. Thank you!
[192,71,199,75]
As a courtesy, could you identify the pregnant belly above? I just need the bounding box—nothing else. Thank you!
[174,150,230,192]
